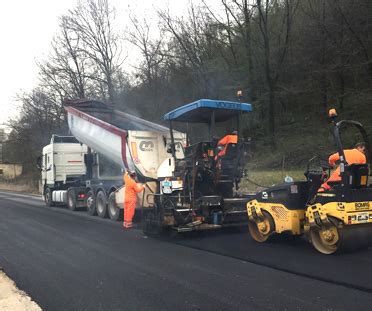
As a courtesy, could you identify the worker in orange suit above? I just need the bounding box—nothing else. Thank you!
[215,131,238,160]
[123,171,145,229]
[319,142,366,191]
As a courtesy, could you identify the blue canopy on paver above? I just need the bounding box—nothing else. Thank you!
[164,99,252,123]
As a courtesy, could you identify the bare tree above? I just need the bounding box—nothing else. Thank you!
[256,0,298,148]
[6,89,67,176]
[219,0,257,101]
[332,0,372,81]
[158,4,219,98]
[38,16,90,101]
[64,0,123,103]
[127,15,165,92]
[125,14,169,115]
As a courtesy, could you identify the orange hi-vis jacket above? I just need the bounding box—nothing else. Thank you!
[124,172,145,204]
[123,172,145,227]
[217,134,238,157]
[321,149,366,189]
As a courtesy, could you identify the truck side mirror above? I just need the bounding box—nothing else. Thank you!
[166,143,175,154]
[36,156,42,170]
[84,153,94,165]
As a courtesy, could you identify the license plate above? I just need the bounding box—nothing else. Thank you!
[357,212,369,223]
[163,181,171,187]
[162,181,172,194]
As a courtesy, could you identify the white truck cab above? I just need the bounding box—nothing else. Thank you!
[40,135,88,206]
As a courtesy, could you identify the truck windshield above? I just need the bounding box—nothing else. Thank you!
[52,136,80,143]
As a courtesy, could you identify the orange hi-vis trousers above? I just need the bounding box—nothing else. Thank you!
[123,200,136,228]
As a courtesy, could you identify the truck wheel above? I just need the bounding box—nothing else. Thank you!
[67,188,77,211]
[86,190,97,216]
[44,188,54,207]
[96,191,108,218]
[108,192,123,221]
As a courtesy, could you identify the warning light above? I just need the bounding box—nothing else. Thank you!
[328,108,337,118]
[237,88,243,101]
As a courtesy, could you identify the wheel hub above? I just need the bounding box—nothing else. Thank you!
[257,219,270,235]
[319,226,339,246]
[322,230,334,241]
[87,197,93,208]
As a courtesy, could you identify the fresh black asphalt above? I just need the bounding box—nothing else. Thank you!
[1,190,372,310]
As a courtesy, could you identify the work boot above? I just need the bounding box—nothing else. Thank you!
[123,221,133,229]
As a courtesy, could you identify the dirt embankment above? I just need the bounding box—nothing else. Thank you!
[0,181,39,195]
[0,271,42,311]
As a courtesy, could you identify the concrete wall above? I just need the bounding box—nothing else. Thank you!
[0,164,23,180]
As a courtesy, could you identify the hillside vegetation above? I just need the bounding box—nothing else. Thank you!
[249,96,372,168]
[2,0,372,182]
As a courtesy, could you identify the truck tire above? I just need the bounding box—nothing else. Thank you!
[108,192,122,221]
[44,187,54,207]
[86,189,97,216]
[96,190,108,218]
[67,188,77,211]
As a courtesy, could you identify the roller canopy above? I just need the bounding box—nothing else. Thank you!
[164,99,252,123]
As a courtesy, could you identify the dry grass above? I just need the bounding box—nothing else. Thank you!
[240,169,306,192]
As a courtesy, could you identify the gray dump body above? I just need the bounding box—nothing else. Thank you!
[64,100,185,179]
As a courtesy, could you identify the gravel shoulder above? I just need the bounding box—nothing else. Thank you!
[0,270,41,311]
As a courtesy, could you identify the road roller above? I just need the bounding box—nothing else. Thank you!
[246,109,372,254]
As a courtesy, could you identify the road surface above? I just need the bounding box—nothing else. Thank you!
[1,190,372,310]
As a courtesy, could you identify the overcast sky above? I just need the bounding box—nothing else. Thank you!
[0,0,192,126]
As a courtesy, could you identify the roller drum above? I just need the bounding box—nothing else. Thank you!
[310,219,372,254]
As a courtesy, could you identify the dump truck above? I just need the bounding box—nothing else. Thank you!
[40,99,186,220]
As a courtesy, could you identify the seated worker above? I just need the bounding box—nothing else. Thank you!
[319,142,366,191]
[215,131,238,160]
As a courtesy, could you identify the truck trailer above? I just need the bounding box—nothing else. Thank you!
[40,99,186,220]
